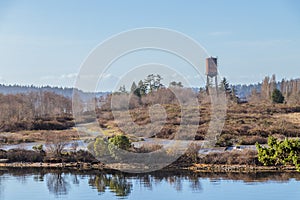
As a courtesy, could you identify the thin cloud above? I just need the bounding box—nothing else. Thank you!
[41,73,78,80]
[226,39,292,47]
[60,73,78,79]
[209,31,232,36]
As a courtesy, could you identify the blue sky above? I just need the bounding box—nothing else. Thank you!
[0,0,299,90]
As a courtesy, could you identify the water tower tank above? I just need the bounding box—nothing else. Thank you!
[206,57,218,77]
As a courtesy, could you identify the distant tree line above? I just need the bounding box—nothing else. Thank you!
[280,78,300,104]
[98,74,195,111]
[0,91,73,132]
[250,74,300,104]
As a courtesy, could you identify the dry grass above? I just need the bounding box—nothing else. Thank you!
[0,129,81,145]
[274,113,300,126]
[97,99,300,147]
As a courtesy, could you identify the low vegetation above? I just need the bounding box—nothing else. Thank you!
[0,147,97,163]
[0,74,300,171]
[256,137,300,171]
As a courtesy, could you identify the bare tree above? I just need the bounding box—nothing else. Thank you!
[45,133,69,157]
[70,141,79,152]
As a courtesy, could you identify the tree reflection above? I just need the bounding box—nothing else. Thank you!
[139,175,153,190]
[189,175,202,191]
[2,167,300,199]
[46,173,70,196]
[33,174,44,182]
[72,174,80,185]
[88,173,132,197]
[166,176,183,191]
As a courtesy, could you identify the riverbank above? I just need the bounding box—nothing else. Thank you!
[0,162,297,173]
[189,164,297,172]
[0,162,105,170]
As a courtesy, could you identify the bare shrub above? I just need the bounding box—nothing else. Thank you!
[135,144,162,153]
[239,136,267,145]
[6,149,45,162]
[44,133,70,157]
[199,150,259,165]
[70,141,79,152]
[185,143,201,162]
[129,94,141,109]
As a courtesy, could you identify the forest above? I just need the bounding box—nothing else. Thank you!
[0,91,73,132]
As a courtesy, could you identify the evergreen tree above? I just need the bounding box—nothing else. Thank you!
[138,80,146,96]
[230,86,239,102]
[143,74,163,93]
[130,81,137,93]
[118,85,127,93]
[219,77,231,94]
[272,88,284,103]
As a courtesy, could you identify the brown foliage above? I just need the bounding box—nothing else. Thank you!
[0,92,73,132]
[199,150,259,165]
[134,144,163,153]
[1,149,46,163]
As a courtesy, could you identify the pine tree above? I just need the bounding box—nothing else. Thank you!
[138,80,146,96]
[272,88,284,103]
[130,81,137,93]
[118,85,126,93]
[219,77,231,94]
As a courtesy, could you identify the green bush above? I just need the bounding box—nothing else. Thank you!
[91,137,110,158]
[108,135,131,150]
[256,136,300,171]
[271,89,284,103]
[32,144,43,152]
[91,135,132,161]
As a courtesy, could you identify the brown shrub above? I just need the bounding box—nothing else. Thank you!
[43,150,98,163]
[135,144,163,153]
[0,149,7,159]
[6,149,45,162]
[216,134,236,147]
[239,136,267,145]
[199,150,259,165]
[185,143,201,162]
[32,120,74,130]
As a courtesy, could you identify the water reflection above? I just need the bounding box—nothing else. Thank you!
[0,168,300,199]
[89,173,132,196]
[46,173,70,196]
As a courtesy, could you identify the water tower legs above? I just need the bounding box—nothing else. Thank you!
[215,76,218,95]
[206,75,218,95]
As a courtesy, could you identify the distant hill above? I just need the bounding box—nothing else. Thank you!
[0,84,109,100]
[0,83,261,100]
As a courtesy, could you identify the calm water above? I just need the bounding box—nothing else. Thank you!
[0,168,299,200]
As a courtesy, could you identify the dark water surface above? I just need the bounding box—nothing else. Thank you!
[0,168,299,200]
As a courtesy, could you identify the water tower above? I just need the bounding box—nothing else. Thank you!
[205,57,218,94]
